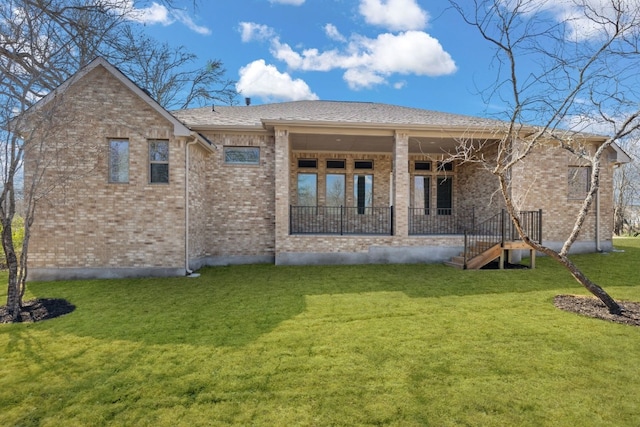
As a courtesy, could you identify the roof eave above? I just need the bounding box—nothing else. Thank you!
[186,124,268,134]
[261,119,509,139]
[611,142,632,164]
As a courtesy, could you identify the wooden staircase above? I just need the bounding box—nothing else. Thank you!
[445,209,542,270]
[445,241,535,270]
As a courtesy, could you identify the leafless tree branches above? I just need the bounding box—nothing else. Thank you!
[451,0,640,314]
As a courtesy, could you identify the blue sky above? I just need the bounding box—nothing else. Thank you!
[126,0,612,119]
[125,0,495,116]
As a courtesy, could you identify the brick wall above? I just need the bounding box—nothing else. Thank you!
[187,143,212,261]
[27,64,617,275]
[200,132,276,258]
[28,65,187,271]
[511,142,615,246]
[456,144,505,222]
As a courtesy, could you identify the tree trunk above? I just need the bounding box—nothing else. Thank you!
[556,253,622,315]
[2,219,21,322]
[499,175,623,315]
[527,240,623,315]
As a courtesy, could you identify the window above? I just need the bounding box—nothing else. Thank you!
[224,147,260,165]
[326,174,345,207]
[568,166,590,199]
[354,175,373,214]
[109,139,129,183]
[414,176,430,215]
[415,161,431,171]
[326,159,346,169]
[437,161,454,172]
[297,173,317,206]
[355,160,373,170]
[298,159,317,168]
[437,177,453,215]
[149,140,169,183]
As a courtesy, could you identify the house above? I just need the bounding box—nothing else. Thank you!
[22,58,630,281]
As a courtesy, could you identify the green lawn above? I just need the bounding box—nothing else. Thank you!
[2,239,640,426]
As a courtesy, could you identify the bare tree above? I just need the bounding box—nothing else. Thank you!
[114,28,238,109]
[614,142,640,235]
[1,0,235,322]
[451,0,640,314]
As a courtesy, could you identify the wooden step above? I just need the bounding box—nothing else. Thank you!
[466,244,503,270]
[450,256,465,265]
[443,260,464,269]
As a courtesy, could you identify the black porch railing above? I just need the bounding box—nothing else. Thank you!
[464,209,542,266]
[409,207,476,235]
[290,205,394,235]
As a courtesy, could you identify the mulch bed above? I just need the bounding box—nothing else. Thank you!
[554,295,640,327]
[0,298,75,324]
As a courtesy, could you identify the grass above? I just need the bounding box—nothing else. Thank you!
[1,239,640,426]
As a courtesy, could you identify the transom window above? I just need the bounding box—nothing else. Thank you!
[109,139,129,183]
[149,140,169,183]
[437,161,454,172]
[298,159,318,168]
[326,159,346,169]
[355,160,373,170]
[415,161,431,171]
[224,146,260,165]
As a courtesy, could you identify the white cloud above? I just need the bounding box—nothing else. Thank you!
[269,0,306,4]
[507,0,634,41]
[173,9,211,35]
[272,31,456,89]
[324,23,346,42]
[120,1,211,34]
[393,81,406,90]
[239,22,275,42]
[343,68,386,90]
[236,59,319,102]
[125,2,172,25]
[359,0,429,31]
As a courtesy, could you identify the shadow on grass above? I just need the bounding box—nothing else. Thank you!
[18,239,640,348]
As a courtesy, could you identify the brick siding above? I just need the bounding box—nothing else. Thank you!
[26,65,618,277]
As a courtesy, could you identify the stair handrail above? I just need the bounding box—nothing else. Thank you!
[463,209,543,268]
[463,211,504,267]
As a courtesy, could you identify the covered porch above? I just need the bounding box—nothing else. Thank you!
[271,121,536,265]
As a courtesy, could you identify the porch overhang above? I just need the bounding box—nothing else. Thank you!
[262,120,502,154]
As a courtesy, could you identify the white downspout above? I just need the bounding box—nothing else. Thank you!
[596,186,601,252]
[185,138,198,275]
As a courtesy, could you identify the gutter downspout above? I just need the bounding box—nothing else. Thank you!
[596,186,601,252]
[185,137,198,275]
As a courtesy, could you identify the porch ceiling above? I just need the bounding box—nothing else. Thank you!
[290,133,461,154]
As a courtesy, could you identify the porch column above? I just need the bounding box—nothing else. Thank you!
[393,131,409,237]
[274,128,290,262]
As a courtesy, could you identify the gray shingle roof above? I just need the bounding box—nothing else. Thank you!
[172,100,505,130]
